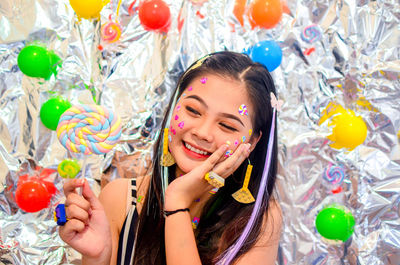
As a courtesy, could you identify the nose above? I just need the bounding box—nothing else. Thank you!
[192,119,214,143]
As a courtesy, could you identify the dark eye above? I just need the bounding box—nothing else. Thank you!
[220,123,237,131]
[186,106,200,115]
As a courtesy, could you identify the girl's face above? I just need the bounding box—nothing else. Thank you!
[169,74,256,174]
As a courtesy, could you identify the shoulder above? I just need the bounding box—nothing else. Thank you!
[233,199,283,265]
[257,198,283,247]
[99,178,131,231]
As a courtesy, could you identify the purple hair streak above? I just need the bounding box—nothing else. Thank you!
[216,108,277,265]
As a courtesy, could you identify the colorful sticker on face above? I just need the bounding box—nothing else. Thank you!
[168,134,172,142]
[171,128,176,135]
[175,115,179,120]
[176,105,181,111]
[178,121,185,129]
[238,104,248,116]
[241,136,246,142]
[234,140,239,145]
[226,140,231,145]
[188,86,193,91]
[249,129,252,136]
[200,77,208,84]
[225,150,233,157]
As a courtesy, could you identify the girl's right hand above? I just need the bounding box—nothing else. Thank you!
[58,179,112,262]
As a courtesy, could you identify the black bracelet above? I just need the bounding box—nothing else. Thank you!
[163,208,190,217]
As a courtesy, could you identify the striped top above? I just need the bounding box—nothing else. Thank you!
[117,179,139,265]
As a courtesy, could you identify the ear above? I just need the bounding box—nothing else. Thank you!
[249,131,262,152]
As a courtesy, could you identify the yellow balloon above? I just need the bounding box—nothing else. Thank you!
[320,103,368,150]
[70,0,106,19]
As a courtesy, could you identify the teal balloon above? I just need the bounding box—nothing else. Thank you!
[244,40,282,72]
[315,205,355,242]
[40,97,72,130]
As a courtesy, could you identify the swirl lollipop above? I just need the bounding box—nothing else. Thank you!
[101,21,122,43]
[56,105,122,155]
[301,24,322,44]
[323,164,345,186]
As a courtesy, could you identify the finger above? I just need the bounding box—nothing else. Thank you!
[66,204,90,224]
[63,179,85,196]
[59,218,86,240]
[65,193,91,212]
[213,143,251,177]
[81,179,103,211]
[199,144,229,173]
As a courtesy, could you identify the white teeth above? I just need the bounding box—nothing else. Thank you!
[185,142,209,155]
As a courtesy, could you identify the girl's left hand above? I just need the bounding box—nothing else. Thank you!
[164,143,251,210]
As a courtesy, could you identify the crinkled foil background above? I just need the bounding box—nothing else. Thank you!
[0,0,399,264]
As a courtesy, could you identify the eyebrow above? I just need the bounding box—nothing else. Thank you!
[185,95,245,127]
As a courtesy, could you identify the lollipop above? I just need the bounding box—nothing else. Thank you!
[323,164,345,186]
[58,159,81,178]
[301,24,322,44]
[56,105,122,155]
[101,21,122,43]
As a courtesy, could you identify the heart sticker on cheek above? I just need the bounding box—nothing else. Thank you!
[234,140,239,145]
[178,121,185,129]
[175,115,179,120]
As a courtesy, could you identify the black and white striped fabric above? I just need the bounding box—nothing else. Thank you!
[117,179,139,265]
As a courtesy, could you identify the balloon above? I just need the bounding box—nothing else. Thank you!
[15,177,54,213]
[315,205,355,242]
[138,0,171,32]
[47,50,63,76]
[40,97,72,131]
[245,40,282,72]
[69,0,104,19]
[58,159,81,178]
[248,0,283,29]
[233,0,246,26]
[319,103,367,150]
[18,45,52,79]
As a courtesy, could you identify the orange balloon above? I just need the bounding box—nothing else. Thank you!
[233,0,246,26]
[248,0,283,29]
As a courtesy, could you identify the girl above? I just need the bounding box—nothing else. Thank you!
[58,51,282,265]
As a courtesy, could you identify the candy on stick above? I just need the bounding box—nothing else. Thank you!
[56,104,122,155]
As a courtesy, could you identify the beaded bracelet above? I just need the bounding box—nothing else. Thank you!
[163,208,190,217]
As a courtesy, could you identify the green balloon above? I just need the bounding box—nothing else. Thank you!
[315,205,355,242]
[18,45,52,79]
[48,50,63,76]
[40,97,72,130]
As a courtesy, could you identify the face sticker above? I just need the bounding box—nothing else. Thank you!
[171,128,176,135]
[176,105,181,111]
[241,136,246,142]
[178,121,185,129]
[249,129,252,136]
[225,150,233,157]
[188,86,193,91]
[238,104,248,116]
[175,115,179,120]
[234,140,239,145]
[168,134,172,142]
[200,77,208,84]
[226,140,231,145]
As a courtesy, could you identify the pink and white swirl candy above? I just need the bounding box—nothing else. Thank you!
[323,164,345,185]
[56,105,122,155]
[301,24,322,44]
[101,21,122,43]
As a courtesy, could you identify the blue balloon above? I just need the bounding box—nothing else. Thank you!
[245,40,282,72]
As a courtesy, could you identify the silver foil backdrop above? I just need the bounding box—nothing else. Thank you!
[0,0,399,264]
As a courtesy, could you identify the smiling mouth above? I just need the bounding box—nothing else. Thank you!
[183,141,212,156]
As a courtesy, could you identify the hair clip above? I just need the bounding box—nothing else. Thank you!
[270,92,284,111]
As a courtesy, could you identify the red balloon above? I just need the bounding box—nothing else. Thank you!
[248,0,283,29]
[138,0,171,32]
[15,170,56,213]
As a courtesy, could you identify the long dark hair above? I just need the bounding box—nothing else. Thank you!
[133,51,278,264]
